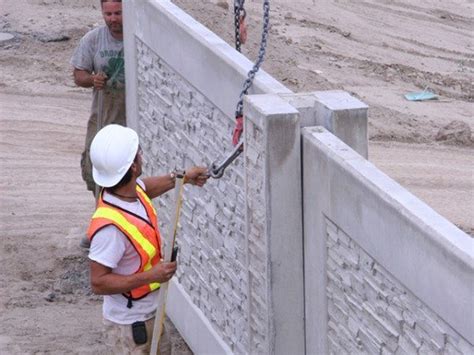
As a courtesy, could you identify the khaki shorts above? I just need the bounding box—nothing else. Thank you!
[103,317,171,355]
[81,90,126,193]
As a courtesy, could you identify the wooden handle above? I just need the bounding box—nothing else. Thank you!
[149,175,185,354]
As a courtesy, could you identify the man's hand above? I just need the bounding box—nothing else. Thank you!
[142,166,209,199]
[73,69,108,89]
[239,16,248,44]
[185,166,210,187]
[92,72,108,90]
[149,261,177,283]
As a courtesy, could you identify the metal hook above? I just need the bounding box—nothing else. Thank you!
[209,142,244,179]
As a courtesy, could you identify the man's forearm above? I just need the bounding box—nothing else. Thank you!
[73,69,94,88]
[91,265,156,295]
[142,167,209,199]
[142,174,175,199]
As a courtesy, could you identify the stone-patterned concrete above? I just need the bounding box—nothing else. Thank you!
[135,38,248,353]
[125,2,473,352]
[244,109,269,353]
[325,217,473,355]
[244,94,305,355]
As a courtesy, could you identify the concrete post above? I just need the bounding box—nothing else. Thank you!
[276,90,368,354]
[243,94,305,355]
[122,0,140,131]
[312,90,368,158]
[280,90,369,159]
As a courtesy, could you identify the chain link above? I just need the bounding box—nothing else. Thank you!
[210,0,270,179]
[235,0,270,118]
[234,0,246,52]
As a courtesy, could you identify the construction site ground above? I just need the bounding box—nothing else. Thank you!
[0,0,472,353]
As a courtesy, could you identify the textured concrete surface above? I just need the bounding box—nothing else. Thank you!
[123,1,291,353]
[244,94,304,355]
[326,217,472,354]
[303,126,473,353]
[124,0,473,353]
[135,38,248,352]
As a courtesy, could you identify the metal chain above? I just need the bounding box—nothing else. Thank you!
[235,0,270,118]
[210,0,270,179]
[234,0,246,52]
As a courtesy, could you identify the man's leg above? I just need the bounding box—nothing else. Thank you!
[80,92,126,248]
[103,318,171,355]
[80,89,126,195]
[79,115,97,249]
[103,318,127,354]
[81,116,97,194]
[144,317,171,355]
[83,90,126,193]
[103,90,126,127]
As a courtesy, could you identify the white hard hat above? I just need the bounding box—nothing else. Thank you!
[90,124,139,187]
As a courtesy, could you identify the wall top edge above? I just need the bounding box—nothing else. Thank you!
[302,126,474,266]
[311,90,369,110]
[245,94,300,116]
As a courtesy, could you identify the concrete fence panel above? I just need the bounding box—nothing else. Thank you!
[302,126,474,354]
[122,1,293,353]
[120,1,472,354]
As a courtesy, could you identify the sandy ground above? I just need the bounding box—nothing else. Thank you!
[0,0,472,353]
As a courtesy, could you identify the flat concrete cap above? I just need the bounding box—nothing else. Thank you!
[313,90,368,111]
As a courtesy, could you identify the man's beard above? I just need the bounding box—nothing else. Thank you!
[108,23,123,34]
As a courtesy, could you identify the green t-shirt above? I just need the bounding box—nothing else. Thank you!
[71,25,126,128]
[70,25,125,91]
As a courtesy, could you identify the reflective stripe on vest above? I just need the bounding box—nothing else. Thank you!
[87,184,162,300]
[136,185,158,231]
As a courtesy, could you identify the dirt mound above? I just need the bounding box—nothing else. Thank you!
[173,0,473,147]
[436,120,473,145]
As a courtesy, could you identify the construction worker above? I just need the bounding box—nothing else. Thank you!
[70,0,126,194]
[87,125,208,354]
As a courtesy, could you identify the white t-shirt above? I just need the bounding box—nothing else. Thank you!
[88,181,159,325]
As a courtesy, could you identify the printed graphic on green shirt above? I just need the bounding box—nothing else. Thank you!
[103,55,125,90]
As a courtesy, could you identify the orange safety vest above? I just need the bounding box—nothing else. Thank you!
[87,184,162,307]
